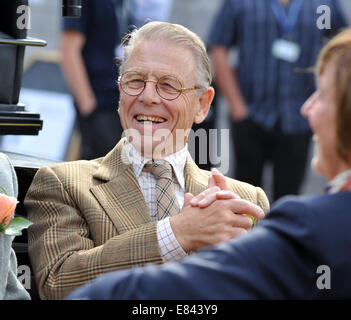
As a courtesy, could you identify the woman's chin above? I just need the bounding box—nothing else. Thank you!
[311,156,325,177]
[312,155,337,181]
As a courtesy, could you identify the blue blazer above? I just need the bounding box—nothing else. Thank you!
[68,192,351,299]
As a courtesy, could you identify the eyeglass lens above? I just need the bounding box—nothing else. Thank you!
[121,72,183,100]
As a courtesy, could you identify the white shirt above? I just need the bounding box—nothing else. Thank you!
[326,168,351,194]
[124,140,187,262]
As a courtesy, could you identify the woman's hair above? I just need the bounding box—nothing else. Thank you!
[317,28,351,161]
[119,21,212,90]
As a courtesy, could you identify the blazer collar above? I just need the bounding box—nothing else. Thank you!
[90,138,151,231]
[92,137,129,182]
[184,154,209,195]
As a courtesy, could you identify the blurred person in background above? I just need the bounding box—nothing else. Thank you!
[208,0,347,201]
[61,0,130,160]
[130,0,173,28]
[166,0,222,172]
[68,29,351,299]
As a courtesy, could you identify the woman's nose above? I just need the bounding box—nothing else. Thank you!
[301,91,318,118]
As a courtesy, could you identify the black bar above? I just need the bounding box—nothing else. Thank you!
[62,0,82,17]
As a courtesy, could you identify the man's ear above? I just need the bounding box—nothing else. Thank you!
[194,87,215,124]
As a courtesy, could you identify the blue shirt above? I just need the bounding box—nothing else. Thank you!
[62,0,122,109]
[208,0,348,133]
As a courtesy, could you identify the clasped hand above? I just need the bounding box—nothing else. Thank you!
[170,168,265,253]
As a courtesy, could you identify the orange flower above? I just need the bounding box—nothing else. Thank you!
[0,193,18,230]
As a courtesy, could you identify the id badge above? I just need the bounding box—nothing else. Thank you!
[272,39,301,63]
[115,44,124,61]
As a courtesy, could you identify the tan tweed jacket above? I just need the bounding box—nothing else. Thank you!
[24,138,269,300]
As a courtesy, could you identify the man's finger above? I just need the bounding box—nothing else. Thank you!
[193,190,240,208]
[207,175,216,188]
[197,193,218,208]
[183,193,194,207]
[190,186,220,206]
[216,190,240,200]
[212,168,229,190]
[230,213,253,230]
[225,199,265,221]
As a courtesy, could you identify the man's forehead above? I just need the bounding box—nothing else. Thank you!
[131,40,193,60]
[123,67,182,79]
[125,41,197,81]
[133,39,182,51]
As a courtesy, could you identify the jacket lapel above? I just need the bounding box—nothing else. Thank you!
[90,138,151,234]
[184,153,209,196]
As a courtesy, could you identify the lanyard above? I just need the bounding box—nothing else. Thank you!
[270,0,304,36]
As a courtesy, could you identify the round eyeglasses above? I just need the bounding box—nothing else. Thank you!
[119,71,200,101]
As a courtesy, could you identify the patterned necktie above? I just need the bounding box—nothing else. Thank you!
[144,160,180,220]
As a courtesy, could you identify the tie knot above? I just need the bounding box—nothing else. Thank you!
[144,161,173,180]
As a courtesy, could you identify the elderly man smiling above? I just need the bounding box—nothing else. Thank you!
[24,21,269,300]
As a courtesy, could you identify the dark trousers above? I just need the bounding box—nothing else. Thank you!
[231,118,311,201]
[78,107,123,160]
[191,83,218,172]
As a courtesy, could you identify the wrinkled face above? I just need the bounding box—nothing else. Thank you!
[301,64,346,180]
[118,40,213,158]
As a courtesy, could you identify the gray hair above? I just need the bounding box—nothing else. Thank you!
[119,21,212,89]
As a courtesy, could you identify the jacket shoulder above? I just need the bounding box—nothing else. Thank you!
[226,176,270,213]
[27,159,104,198]
[271,192,351,220]
[35,158,101,179]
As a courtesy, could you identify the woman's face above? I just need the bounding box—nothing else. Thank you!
[301,64,349,180]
